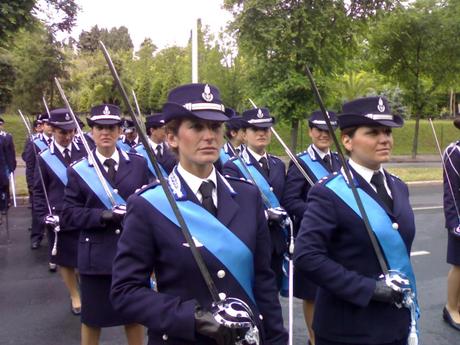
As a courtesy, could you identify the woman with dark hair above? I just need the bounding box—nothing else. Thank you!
[111,83,287,345]
[294,96,419,345]
[441,116,460,331]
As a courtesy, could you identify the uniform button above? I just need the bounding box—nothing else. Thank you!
[269,187,274,192]
[113,189,119,194]
[162,334,168,341]
[115,229,121,235]
[219,292,227,300]
[85,238,89,242]
[392,223,399,230]
[52,206,56,210]
[259,314,263,320]
[217,270,226,279]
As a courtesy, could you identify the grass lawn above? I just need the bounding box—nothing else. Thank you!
[385,167,442,182]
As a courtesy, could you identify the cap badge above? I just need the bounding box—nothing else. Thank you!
[202,84,214,102]
[65,113,70,121]
[256,109,264,119]
[377,98,385,113]
[103,105,111,115]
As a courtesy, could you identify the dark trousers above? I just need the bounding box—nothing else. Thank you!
[30,194,44,242]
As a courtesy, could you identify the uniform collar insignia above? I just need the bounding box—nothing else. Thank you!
[103,105,111,115]
[377,97,385,113]
[202,84,214,102]
[168,168,186,200]
[307,145,318,161]
[241,146,251,165]
[120,149,130,162]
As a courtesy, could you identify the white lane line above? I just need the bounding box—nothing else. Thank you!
[413,206,443,211]
[410,251,431,257]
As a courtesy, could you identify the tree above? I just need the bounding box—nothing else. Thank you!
[78,26,133,53]
[0,51,16,112]
[0,0,79,46]
[369,0,460,157]
[8,23,69,112]
[223,0,399,151]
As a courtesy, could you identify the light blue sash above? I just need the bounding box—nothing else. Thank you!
[233,159,280,208]
[140,186,255,303]
[325,174,418,304]
[72,158,126,209]
[298,153,329,181]
[34,138,48,151]
[219,147,231,165]
[40,150,68,186]
[133,144,167,178]
[116,139,132,153]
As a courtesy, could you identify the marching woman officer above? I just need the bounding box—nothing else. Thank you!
[33,108,87,315]
[442,117,460,331]
[62,104,149,345]
[222,108,286,289]
[219,115,247,165]
[111,83,288,345]
[282,110,340,345]
[294,97,418,345]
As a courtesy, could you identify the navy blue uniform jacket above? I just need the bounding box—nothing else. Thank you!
[111,172,288,345]
[22,135,48,193]
[282,146,340,233]
[33,142,87,221]
[157,143,177,175]
[443,141,460,229]
[61,149,149,275]
[222,151,286,255]
[294,167,415,344]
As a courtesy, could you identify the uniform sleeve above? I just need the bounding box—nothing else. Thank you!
[443,145,460,229]
[32,158,48,223]
[111,194,197,341]
[293,184,376,307]
[22,140,35,191]
[6,135,16,172]
[282,162,310,220]
[252,191,289,344]
[61,168,106,230]
[222,160,244,179]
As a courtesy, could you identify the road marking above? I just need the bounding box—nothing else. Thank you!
[410,250,430,257]
[413,205,443,211]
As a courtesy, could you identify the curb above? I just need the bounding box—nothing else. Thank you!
[406,180,442,186]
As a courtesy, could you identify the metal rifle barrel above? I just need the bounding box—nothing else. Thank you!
[99,40,221,303]
[53,78,118,207]
[247,99,315,187]
[304,66,389,275]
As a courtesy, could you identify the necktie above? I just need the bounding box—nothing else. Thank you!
[47,138,52,146]
[199,180,216,216]
[63,148,71,165]
[370,171,393,211]
[235,148,240,155]
[323,154,332,171]
[104,158,117,184]
[156,144,162,158]
[259,156,269,176]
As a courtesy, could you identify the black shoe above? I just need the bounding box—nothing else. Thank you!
[31,241,41,250]
[70,301,81,316]
[48,262,57,272]
[443,307,460,331]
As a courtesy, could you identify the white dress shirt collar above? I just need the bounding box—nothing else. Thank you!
[177,163,218,206]
[311,144,330,160]
[348,158,391,196]
[95,148,120,171]
[246,147,268,163]
[53,141,72,155]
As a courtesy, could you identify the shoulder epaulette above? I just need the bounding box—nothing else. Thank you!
[137,180,161,195]
[318,171,339,185]
[70,156,87,168]
[224,175,254,185]
[127,151,144,158]
[297,150,308,158]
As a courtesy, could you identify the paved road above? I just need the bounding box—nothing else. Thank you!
[0,184,459,344]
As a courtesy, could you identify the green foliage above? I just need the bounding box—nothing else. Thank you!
[8,23,68,112]
[78,25,134,53]
[0,50,16,111]
[0,1,36,45]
